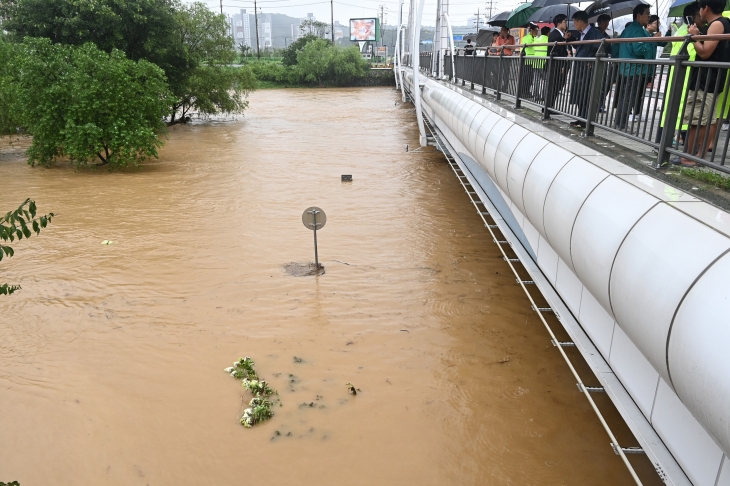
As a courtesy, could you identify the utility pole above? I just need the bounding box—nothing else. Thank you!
[254,2,261,59]
[220,0,223,14]
[474,8,480,31]
[485,0,494,20]
[330,0,335,44]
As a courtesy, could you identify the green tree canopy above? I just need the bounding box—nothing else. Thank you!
[282,34,324,66]
[294,41,368,86]
[295,38,335,85]
[0,37,22,135]
[16,38,173,168]
[298,18,329,38]
[0,0,255,124]
[0,0,184,74]
[168,2,255,123]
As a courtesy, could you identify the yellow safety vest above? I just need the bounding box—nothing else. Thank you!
[523,34,537,56]
[534,35,548,56]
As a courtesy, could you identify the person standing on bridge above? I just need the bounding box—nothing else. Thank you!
[521,25,540,98]
[612,4,661,130]
[679,0,730,165]
[533,26,551,100]
[464,38,476,56]
[567,10,604,128]
[597,14,612,39]
[544,14,572,117]
[491,26,516,56]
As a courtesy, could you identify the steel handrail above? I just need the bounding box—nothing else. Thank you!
[449,33,730,53]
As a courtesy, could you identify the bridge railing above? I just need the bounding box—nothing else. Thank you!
[419,52,433,73]
[434,35,730,174]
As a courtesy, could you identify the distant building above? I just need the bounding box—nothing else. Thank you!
[259,13,273,48]
[230,9,252,47]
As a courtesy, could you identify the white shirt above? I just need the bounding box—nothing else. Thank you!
[580,25,592,40]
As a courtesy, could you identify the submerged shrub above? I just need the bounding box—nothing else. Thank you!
[224,356,279,427]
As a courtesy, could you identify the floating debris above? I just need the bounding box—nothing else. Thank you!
[101,240,114,245]
[346,383,360,395]
[224,356,278,428]
[293,356,303,363]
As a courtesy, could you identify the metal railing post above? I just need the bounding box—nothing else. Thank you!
[515,47,526,108]
[543,48,557,120]
[460,52,466,86]
[584,41,608,137]
[470,54,475,90]
[482,54,488,94]
[496,49,504,101]
[656,38,692,167]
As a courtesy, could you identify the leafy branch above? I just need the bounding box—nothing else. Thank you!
[224,357,279,427]
[1,199,54,295]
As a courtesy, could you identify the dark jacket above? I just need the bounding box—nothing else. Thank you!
[612,21,666,76]
[548,29,569,57]
[570,25,605,57]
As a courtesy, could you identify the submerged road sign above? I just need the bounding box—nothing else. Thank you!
[302,207,326,269]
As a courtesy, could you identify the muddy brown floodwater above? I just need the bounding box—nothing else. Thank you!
[0,88,663,485]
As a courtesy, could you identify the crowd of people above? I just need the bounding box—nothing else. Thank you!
[451,0,730,166]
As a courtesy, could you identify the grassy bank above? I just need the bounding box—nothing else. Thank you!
[679,167,730,192]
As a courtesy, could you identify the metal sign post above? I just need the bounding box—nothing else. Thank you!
[302,207,327,268]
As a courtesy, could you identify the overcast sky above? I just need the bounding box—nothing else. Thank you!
[192,0,531,28]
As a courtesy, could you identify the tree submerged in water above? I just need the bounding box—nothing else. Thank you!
[224,357,279,427]
[0,0,256,168]
[14,39,173,169]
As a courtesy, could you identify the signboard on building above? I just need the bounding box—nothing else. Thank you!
[349,18,380,41]
[376,46,387,58]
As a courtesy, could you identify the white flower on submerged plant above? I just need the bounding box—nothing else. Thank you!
[224,367,234,374]
[241,408,254,427]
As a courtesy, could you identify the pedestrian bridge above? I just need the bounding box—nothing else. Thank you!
[400,67,730,486]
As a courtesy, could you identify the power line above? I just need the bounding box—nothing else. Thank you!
[223,1,328,7]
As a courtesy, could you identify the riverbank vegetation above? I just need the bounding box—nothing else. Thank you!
[0,0,255,168]
[247,35,395,88]
[0,0,392,169]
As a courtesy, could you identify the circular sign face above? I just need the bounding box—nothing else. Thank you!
[302,207,327,231]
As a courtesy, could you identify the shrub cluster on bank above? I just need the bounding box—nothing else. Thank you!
[247,35,394,88]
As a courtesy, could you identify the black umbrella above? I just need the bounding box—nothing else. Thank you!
[487,10,511,27]
[530,0,580,8]
[585,0,649,22]
[476,27,500,47]
[527,4,579,23]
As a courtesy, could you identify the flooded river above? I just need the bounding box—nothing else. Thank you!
[0,88,662,485]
